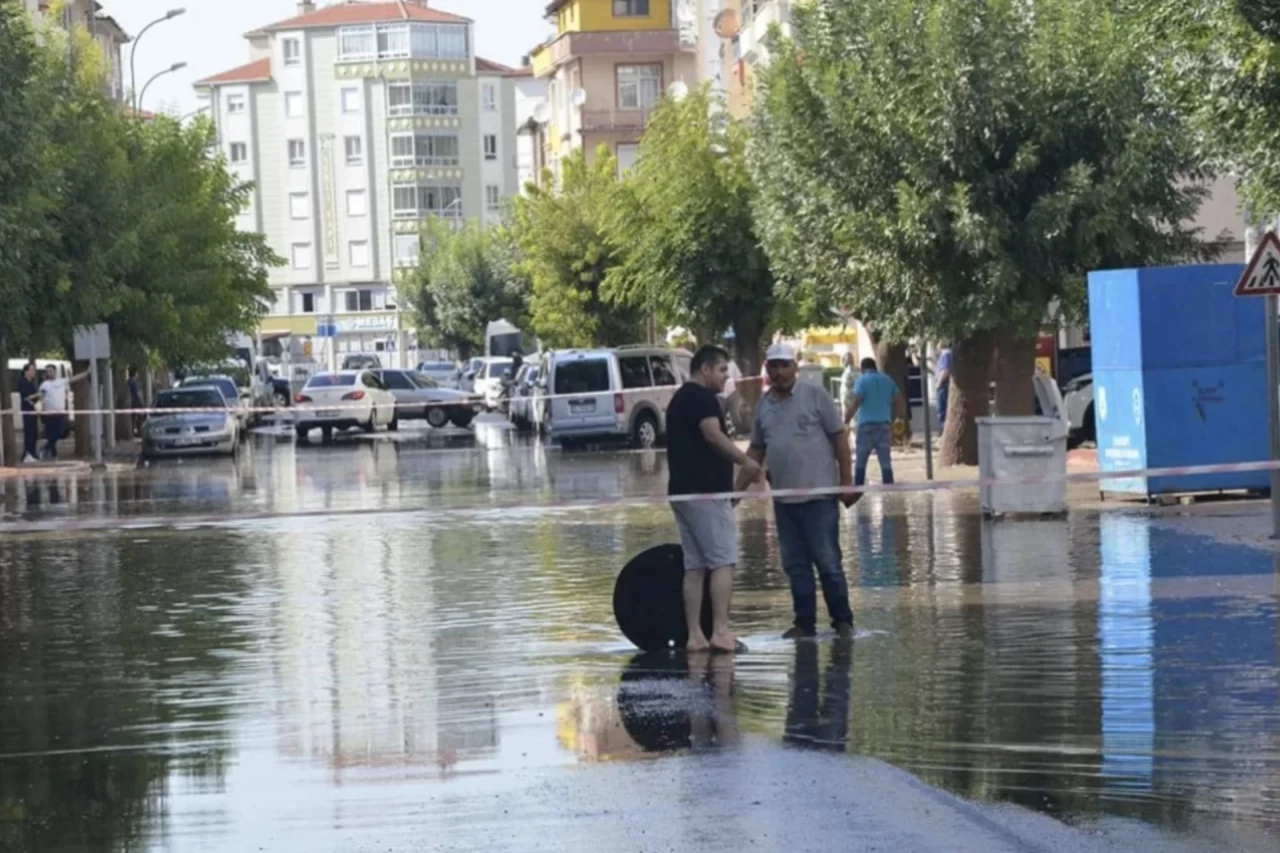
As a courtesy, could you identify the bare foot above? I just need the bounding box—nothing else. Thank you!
[687,633,711,653]
[709,632,738,653]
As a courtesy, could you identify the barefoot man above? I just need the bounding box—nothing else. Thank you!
[666,345,763,653]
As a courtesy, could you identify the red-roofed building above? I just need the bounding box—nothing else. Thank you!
[193,2,531,368]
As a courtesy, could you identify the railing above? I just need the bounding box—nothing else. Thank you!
[579,108,653,133]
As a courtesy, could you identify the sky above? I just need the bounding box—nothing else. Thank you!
[110,0,553,116]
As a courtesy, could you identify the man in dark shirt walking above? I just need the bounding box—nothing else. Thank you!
[16,361,40,463]
[666,345,763,653]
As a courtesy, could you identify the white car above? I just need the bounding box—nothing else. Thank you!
[294,370,396,441]
[473,357,514,410]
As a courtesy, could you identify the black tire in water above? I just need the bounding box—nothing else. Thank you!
[427,406,450,429]
[632,411,660,449]
[447,410,473,429]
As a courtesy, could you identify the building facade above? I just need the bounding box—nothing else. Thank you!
[195,1,523,368]
[528,0,698,182]
[26,0,131,103]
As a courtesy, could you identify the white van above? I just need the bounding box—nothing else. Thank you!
[544,346,691,449]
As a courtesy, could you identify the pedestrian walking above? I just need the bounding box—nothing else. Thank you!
[33,365,87,461]
[16,361,40,463]
[839,353,858,414]
[666,345,763,653]
[935,344,952,432]
[845,357,906,490]
[128,366,145,437]
[742,343,857,639]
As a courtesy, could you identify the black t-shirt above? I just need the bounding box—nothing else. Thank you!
[666,382,733,496]
[17,375,38,413]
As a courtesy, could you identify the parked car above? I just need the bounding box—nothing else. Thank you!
[294,370,396,441]
[544,345,690,449]
[180,375,249,427]
[458,357,484,393]
[372,369,483,429]
[1063,373,1095,447]
[416,361,461,389]
[341,353,382,371]
[141,387,240,459]
[474,357,515,411]
[509,363,541,431]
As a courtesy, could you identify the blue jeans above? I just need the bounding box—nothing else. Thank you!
[773,499,854,631]
[855,422,894,487]
[43,414,66,459]
[937,383,949,430]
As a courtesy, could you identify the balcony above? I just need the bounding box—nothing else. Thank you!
[531,29,689,76]
[739,0,793,63]
[580,108,653,133]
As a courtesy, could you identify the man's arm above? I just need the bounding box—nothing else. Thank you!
[736,445,766,493]
[845,393,863,425]
[700,418,762,486]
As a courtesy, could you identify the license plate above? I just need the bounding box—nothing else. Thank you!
[315,410,339,419]
[175,436,203,446]
[570,401,595,414]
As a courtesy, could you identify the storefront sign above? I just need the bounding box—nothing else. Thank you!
[336,314,397,333]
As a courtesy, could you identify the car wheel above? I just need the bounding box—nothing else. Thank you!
[448,410,474,429]
[1082,403,1096,443]
[632,412,659,449]
[295,426,310,443]
[388,415,399,432]
[427,406,450,429]
[363,408,378,433]
[321,426,333,443]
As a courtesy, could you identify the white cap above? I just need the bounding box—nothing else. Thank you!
[765,343,797,363]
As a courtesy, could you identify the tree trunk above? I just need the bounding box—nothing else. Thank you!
[732,311,766,379]
[0,336,15,466]
[874,338,911,437]
[992,328,1037,416]
[938,332,996,467]
[73,366,92,460]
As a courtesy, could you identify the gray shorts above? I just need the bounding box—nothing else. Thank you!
[671,499,738,571]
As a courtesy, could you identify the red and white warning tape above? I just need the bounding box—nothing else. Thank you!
[1,457,1275,536]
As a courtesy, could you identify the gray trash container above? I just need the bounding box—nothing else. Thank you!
[977,415,1068,516]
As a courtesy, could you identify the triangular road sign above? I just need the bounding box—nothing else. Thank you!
[1235,231,1280,296]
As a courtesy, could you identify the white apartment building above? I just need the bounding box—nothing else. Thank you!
[195,0,524,367]
[25,0,131,103]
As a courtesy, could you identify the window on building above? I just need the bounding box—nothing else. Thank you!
[226,93,246,114]
[616,143,639,176]
[485,185,500,212]
[283,37,301,66]
[391,184,462,218]
[483,82,497,112]
[289,192,310,220]
[291,243,312,270]
[346,189,367,217]
[349,241,370,268]
[288,139,306,167]
[344,289,375,312]
[617,64,662,110]
[484,134,497,160]
[285,91,304,118]
[229,142,248,163]
[388,81,459,116]
[301,292,315,313]
[392,132,460,167]
[378,25,410,59]
[338,25,376,61]
[341,87,361,114]
[394,234,420,267]
[344,135,363,165]
[613,0,650,16]
[392,185,418,218]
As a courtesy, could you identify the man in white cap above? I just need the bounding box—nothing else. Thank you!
[739,343,856,638]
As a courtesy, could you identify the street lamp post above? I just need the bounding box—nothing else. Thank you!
[138,62,188,112]
[130,8,187,113]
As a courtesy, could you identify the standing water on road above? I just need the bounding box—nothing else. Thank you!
[0,434,1277,851]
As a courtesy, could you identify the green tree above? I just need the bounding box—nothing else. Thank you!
[513,150,643,348]
[604,88,776,373]
[751,0,1216,464]
[405,216,531,359]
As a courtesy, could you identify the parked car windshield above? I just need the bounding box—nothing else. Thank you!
[182,377,238,402]
[409,372,439,389]
[155,389,226,410]
[306,374,357,388]
[418,362,454,372]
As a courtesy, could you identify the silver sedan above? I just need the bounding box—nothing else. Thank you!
[141,388,240,459]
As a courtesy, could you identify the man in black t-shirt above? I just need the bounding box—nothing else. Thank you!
[666,345,763,653]
[16,361,40,463]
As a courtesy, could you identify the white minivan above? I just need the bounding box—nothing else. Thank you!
[544,346,690,449]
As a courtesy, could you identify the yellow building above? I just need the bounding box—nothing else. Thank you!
[528,0,698,182]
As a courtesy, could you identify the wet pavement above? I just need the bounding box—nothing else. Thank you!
[0,420,1277,851]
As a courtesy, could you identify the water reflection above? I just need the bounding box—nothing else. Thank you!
[0,444,1278,849]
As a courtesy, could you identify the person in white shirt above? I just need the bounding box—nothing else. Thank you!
[31,364,87,460]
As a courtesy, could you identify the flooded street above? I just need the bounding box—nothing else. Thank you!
[1,423,1277,852]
